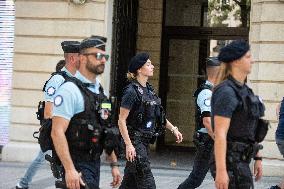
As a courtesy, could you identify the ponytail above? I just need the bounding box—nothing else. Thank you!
[126,72,137,81]
[215,63,231,86]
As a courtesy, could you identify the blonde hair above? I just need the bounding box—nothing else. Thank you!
[215,62,231,86]
[126,72,137,81]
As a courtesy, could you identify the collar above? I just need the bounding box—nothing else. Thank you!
[61,67,75,77]
[228,75,245,88]
[75,71,100,93]
[133,80,147,88]
[205,80,214,88]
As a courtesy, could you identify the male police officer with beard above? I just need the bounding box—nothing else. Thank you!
[177,57,220,189]
[51,36,121,189]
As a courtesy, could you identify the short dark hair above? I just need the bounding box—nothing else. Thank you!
[55,60,66,72]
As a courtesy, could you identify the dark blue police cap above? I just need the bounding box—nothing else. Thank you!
[61,41,80,53]
[206,57,220,67]
[218,39,250,63]
[128,52,150,73]
[80,35,107,51]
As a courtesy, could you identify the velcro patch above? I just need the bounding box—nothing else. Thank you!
[204,98,211,107]
[54,95,63,107]
[47,86,56,96]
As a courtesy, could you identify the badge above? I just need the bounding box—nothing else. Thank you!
[47,86,55,96]
[54,95,63,107]
[99,109,109,120]
[146,121,152,128]
[204,98,211,107]
[137,86,143,94]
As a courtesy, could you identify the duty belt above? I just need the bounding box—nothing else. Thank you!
[228,141,251,152]
[70,150,101,162]
[227,141,263,163]
[129,130,154,143]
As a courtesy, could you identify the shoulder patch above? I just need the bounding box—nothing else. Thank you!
[204,97,211,107]
[54,95,63,107]
[47,86,56,96]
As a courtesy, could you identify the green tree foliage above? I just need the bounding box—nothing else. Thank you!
[208,0,250,27]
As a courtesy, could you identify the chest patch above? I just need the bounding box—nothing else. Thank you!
[137,86,143,94]
[99,109,109,120]
[146,121,153,128]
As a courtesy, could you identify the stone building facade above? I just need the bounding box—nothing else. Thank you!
[3,0,114,161]
[249,0,284,176]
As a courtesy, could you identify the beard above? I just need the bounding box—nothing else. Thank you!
[86,60,105,75]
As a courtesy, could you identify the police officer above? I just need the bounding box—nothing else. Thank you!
[51,36,121,189]
[269,103,284,189]
[177,57,220,189]
[55,60,66,72]
[118,52,183,189]
[44,41,80,119]
[211,40,264,189]
[16,41,80,189]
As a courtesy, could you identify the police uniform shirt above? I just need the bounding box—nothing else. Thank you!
[121,82,153,111]
[197,80,213,133]
[211,76,256,141]
[52,71,101,120]
[44,67,75,102]
[211,81,239,119]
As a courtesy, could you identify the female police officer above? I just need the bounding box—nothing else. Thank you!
[118,52,183,189]
[211,40,264,189]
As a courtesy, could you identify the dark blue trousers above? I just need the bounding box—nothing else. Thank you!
[74,159,101,189]
[119,141,156,189]
[178,134,213,189]
[210,153,254,189]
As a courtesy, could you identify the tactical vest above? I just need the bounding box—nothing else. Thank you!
[193,82,213,132]
[64,77,108,162]
[214,76,265,143]
[126,82,162,138]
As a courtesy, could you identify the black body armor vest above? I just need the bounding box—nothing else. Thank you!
[64,77,108,162]
[214,76,265,143]
[126,82,163,137]
[193,82,213,132]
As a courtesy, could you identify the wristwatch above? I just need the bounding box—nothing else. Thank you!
[110,162,120,167]
[253,156,262,161]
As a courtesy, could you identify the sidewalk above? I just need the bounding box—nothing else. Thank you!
[0,150,282,189]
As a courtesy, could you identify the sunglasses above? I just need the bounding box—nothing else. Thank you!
[82,52,110,61]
